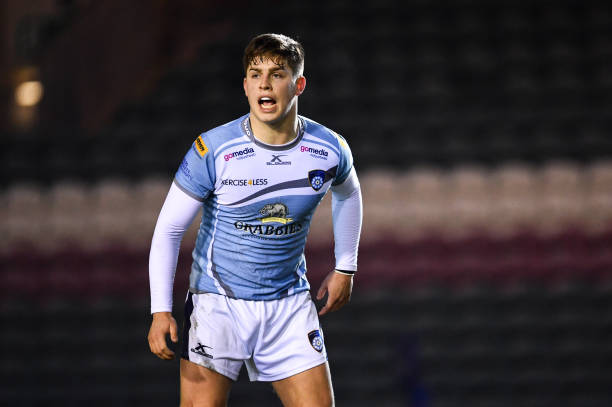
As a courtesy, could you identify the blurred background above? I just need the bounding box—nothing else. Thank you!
[2,0,612,406]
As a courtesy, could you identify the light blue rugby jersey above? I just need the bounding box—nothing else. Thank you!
[174,114,354,300]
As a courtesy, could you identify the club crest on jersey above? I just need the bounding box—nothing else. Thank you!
[308,170,326,191]
[308,330,324,353]
[258,203,293,224]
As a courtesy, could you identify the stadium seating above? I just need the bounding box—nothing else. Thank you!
[3,1,612,184]
[3,0,612,405]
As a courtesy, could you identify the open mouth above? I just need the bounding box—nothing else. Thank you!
[258,97,277,108]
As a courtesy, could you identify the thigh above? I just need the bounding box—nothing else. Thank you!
[272,362,334,407]
[247,291,328,381]
[182,292,250,380]
[180,358,232,407]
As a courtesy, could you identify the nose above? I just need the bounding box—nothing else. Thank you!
[259,75,271,90]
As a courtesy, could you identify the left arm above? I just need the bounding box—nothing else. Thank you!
[317,167,363,315]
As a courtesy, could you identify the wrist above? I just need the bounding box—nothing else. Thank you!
[152,311,173,319]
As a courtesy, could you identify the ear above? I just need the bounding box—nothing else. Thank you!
[295,76,306,96]
[243,77,248,97]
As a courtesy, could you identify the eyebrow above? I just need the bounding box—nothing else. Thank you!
[248,65,287,73]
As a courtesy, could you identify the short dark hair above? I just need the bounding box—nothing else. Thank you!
[243,33,305,77]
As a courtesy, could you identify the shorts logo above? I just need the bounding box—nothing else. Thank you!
[308,330,324,353]
[259,203,292,224]
[195,136,209,157]
[308,170,326,191]
[191,343,213,359]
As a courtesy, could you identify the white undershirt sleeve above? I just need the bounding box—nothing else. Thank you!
[149,181,202,314]
[330,167,363,273]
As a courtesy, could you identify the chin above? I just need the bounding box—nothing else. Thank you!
[254,110,286,125]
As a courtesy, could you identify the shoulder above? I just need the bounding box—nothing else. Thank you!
[300,115,352,159]
[300,115,349,151]
[197,114,250,154]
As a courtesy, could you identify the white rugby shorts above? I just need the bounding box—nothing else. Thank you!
[181,290,328,381]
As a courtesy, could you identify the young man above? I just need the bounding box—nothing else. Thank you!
[147,33,362,406]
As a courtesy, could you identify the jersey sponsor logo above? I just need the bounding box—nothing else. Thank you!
[308,330,324,353]
[234,203,302,236]
[234,221,303,236]
[224,147,255,161]
[195,136,209,157]
[308,170,326,191]
[301,146,328,159]
[266,154,291,166]
[179,158,193,180]
[258,203,292,224]
[220,178,268,187]
[191,343,213,359]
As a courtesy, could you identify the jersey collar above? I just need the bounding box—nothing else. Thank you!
[241,115,305,151]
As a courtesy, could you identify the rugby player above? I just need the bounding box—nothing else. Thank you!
[147,33,362,406]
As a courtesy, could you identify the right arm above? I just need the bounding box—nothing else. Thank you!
[148,181,202,360]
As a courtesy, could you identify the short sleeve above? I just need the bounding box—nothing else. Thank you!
[332,133,354,186]
[174,134,216,201]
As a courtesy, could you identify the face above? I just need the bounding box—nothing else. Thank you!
[243,56,306,127]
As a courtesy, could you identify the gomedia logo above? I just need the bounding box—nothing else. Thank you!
[300,146,328,158]
[224,147,255,161]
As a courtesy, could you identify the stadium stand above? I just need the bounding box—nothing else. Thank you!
[2,0,612,405]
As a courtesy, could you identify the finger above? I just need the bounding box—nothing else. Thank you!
[160,346,175,360]
[169,320,179,343]
[158,330,176,359]
[321,290,351,315]
[151,339,165,357]
[156,351,172,360]
[150,331,173,359]
[318,304,330,316]
[331,296,349,312]
[148,333,161,354]
[153,338,174,360]
[318,296,338,316]
[316,284,327,300]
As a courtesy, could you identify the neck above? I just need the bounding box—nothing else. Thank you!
[250,107,299,145]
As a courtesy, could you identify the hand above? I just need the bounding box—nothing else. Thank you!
[148,312,178,360]
[316,270,353,316]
